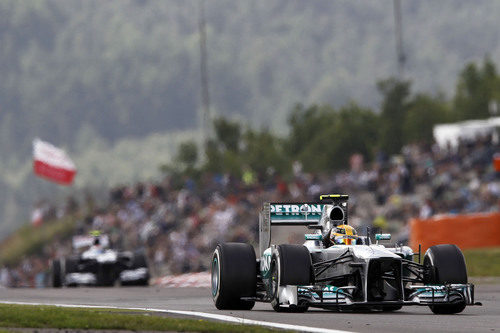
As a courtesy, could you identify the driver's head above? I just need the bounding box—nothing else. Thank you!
[330,224,357,245]
[90,230,102,246]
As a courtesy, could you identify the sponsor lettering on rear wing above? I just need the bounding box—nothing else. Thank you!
[259,195,349,255]
[269,203,325,225]
[260,202,327,254]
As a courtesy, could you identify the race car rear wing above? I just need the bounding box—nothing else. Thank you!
[259,195,349,256]
[268,203,325,225]
[72,234,110,250]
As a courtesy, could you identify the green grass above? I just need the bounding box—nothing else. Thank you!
[464,247,500,277]
[0,304,289,332]
[0,215,77,266]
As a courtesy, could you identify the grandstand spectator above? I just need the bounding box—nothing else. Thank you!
[2,135,499,286]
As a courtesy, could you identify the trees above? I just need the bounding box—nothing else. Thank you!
[213,118,242,153]
[453,58,500,121]
[200,105,379,177]
[404,94,450,144]
[177,141,198,170]
[377,78,411,155]
[286,103,379,172]
[203,117,290,179]
[204,117,242,175]
[243,129,290,177]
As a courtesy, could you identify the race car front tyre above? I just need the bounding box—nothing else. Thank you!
[64,258,78,287]
[423,244,467,314]
[270,244,312,312]
[211,243,256,310]
[51,259,62,288]
[65,257,78,273]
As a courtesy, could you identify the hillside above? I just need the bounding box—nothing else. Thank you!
[2,1,500,156]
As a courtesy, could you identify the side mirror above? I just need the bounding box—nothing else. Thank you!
[375,233,391,241]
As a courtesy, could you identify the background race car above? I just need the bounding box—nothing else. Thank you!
[50,233,149,287]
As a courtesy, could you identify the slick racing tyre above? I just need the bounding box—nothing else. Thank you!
[51,259,62,288]
[211,243,256,310]
[64,257,78,287]
[65,257,78,274]
[131,251,150,286]
[121,251,150,286]
[423,244,467,314]
[132,251,148,269]
[270,244,312,312]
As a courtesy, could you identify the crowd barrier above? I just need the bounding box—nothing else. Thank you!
[410,212,500,252]
[152,271,210,288]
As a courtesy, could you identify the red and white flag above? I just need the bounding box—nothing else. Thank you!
[33,138,77,185]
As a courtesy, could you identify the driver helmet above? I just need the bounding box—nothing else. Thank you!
[90,230,103,247]
[330,224,358,245]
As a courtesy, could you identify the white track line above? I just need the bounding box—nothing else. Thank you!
[0,301,352,333]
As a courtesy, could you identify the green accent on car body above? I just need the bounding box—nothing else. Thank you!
[416,287,447,297]
[375,233,391,240]
[298,285,347,299]
[305,234,322,240]
[211,257,218,296]
[261,250,272,279]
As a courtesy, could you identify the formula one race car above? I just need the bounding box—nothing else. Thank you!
[211,194,481,314]
[50,233,150,287]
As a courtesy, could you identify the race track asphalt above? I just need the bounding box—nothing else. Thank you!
[1,284,499,333]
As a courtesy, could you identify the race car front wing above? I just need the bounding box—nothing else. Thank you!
[292,283,481,307]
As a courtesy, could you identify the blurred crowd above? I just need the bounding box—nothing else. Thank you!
[1,135,498,288]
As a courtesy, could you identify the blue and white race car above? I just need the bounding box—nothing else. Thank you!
[50,234,149,287]
[211,194,480,313]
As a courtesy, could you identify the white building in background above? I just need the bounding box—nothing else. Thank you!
[433,117,500,149]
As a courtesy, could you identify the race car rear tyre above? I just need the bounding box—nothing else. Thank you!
[132,251,148,268]
[211,243,256,310]
[423,244,467,314]
[51,259,62,288]
[120,254,150,286]
[127,251,149,286]
[270,245,312,312]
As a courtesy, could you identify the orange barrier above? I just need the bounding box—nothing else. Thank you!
[494,154,500,172]
[410,212,500,252]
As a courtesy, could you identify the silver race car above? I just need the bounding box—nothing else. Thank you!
[211,194,481,313]
[50,234,149,287]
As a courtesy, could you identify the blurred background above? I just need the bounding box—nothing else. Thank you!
[1,0,500,287]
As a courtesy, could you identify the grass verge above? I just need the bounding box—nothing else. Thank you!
[0,304,289,332]
[0,215,77,266]
[463,247,500,277]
